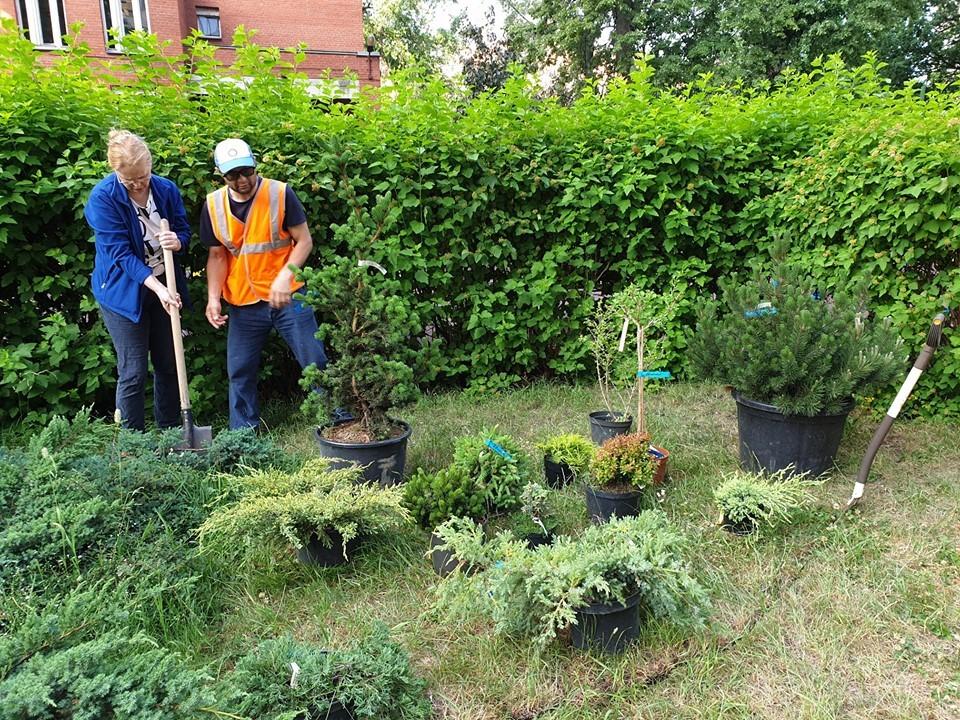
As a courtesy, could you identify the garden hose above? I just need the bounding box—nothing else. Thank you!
[845,312,946,510]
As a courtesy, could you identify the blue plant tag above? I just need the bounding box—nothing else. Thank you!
[745,302,777,318]
[485,439,514,461]
[636,370,672,379]
[648,446,666,460]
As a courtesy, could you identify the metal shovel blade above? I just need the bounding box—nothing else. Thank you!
[178,409,213,451]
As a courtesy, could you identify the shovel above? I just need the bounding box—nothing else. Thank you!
[845,311,946,509]
[161,219,213,450]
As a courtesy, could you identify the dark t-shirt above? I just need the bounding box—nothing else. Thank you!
[200,181,308,248]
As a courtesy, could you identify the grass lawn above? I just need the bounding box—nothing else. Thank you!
[208,383,959,719]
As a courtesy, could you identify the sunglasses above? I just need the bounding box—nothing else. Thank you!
[223,166,256,182]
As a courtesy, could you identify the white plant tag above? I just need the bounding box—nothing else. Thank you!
[289,661,301,688]
[358,259,387,275]
[617,316,630,352]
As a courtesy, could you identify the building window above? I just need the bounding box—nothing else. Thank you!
[15,0,67,48]
[196,7,221,40]
[101,0,150,50]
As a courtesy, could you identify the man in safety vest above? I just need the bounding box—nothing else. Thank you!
[201,138,327,430]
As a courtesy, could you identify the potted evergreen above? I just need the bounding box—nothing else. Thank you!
[221,625,430,720]
[536,433,594,487]
[299,176,426,486]
[689,245,903,476]
[586,284,679,446]
[403,464,488,576]
[434,512,709,654]
[507,481,560,548]
[714,468,819,535]
[197,459,411,567]
[585,433,664,522]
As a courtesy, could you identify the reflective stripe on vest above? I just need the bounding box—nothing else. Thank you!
[205,179,302,306]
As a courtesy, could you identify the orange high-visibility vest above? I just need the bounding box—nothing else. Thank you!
[206,178,304,306]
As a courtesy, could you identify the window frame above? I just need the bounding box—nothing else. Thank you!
[15,0,68,50]
[196,6,222,41]
[102,0,151,53]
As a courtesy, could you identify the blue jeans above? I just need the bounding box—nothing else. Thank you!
[227,294,328,429]
[100,292,180,431]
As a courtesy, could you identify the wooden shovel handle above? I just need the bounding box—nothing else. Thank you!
[160,219,191,411]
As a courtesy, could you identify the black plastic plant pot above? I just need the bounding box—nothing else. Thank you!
[588,411,633,445]
[314,419,412,487]
[571,593,642,653]
[429,532,471,577]
[543,457,575,488]
[523,531,554,549]
[296,529,360,567]
[584,485,644,523]
[322,700,354,720]
[734,393,852,477]
[721,514,757,536]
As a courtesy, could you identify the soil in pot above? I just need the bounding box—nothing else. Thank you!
[571,593,642,653]
[543,457,575,488]
[314,419,411,487]
[588,411,633,445]
[584,484,645,523]
[296,529,360,567]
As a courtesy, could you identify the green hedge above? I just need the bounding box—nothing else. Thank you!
[0,23,957,423]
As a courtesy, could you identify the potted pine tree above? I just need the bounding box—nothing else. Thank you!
[689,245,903,476]
[299,175,426,486]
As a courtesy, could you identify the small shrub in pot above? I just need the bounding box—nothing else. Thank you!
[451,429,529,513]
[586,433,663,521]
[714,468,819,535]
[536,434,594,487]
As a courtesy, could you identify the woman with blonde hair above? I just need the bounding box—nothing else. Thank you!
[84,130,191,430]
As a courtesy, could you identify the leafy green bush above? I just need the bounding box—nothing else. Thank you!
[435,512,709,650]
[452,430,529,511]
[591,433,660,492]
[220,625,430,720]
[688,247,905,415]
[403,464,486,529]
[171,427,295,474]
[536,434,594,478]
[197,460,411,557]
[508,481,560,537]
[0,20,956,423]
[714,469,819,531]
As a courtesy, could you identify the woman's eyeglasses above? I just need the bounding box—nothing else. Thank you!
[117,171,151,188]
[223,167,256,182]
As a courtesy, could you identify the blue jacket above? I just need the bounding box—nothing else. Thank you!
[85,174,192,323]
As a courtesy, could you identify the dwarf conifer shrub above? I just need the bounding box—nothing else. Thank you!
[435,512,709,650]
[299,164,430,441]
[220,625,430,720]
[536,434,595,478]
[689,246,905,416]
[403,464,486,529]
[714,469,819,531]
[198,460,411,557]
[591,433,659,491]
[452,430,529,512]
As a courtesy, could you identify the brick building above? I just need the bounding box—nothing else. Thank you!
[3,0,380,96]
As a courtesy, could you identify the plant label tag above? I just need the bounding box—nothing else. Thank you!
[637,370,672,379]
[618,316,630,352]
[358,259,387,275]
[744,302,777,318]
[484,439,514,461]
[289,662,301,688]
